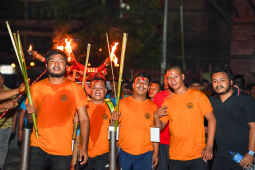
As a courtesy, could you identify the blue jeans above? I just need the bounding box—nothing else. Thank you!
[0,127,12,169]
[118,148,152,170]
[29,146,72,170]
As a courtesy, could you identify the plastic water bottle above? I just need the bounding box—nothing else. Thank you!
[229,151,243,163]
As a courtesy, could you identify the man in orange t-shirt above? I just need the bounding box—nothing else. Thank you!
[154,66,216,170]
[112,72,159,170]
[26,49,89,170]
[78,77,112,170]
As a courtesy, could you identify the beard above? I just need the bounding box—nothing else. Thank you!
[49,72,65,78]
[216,84,232,95]
[48,68,65,78]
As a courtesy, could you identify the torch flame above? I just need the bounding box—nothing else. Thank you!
[28,45,32,51]
[54,38,74,63]
[57,46,64,51]
[65,39,72,55]
[110,42,119,66]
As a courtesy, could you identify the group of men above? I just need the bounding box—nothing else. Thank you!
[0,48,255,170]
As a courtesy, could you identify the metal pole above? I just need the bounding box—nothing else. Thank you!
[180,0,186,71]
[20,128,31,170]
[109,130,116,170]
[161,0,168,85]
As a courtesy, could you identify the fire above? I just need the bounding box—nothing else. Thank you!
[110,42,119,66]
[55,38,74,63]
[65,39,72,55]
[57,46,64,51]
[28,45,32,51]
[56,38,73,54]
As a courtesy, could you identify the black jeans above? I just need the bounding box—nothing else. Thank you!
[77,152,109,170]
[29,146,72,170]
[169,158,208,170]
[156,143,169,170]
[212,154,244,170]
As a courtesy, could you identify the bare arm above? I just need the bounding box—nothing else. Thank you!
[77,106,90,165]
[153,106,168,130]
[0,83,25,101]
[202,112,216,161]
[240,122,255,168]
[248,122,255,152]
[0,99,17,110]
[152,142,159,168]
[0,89,19,101]
[205,112,216,148]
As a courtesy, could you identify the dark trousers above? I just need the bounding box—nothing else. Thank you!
[169,158,208,170]
[156,143,169,170]
[212,154,244,170]
[77,152,109,170]
[29,146,72,170]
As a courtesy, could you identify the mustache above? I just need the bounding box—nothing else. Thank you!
[215,86,224,89]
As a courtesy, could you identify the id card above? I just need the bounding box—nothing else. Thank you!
[108,125,119,140]
[150,127,160,142]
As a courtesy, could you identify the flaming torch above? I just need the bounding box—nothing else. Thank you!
[5,21,39,138]
[106,33,117,103]
[27,45,46,63]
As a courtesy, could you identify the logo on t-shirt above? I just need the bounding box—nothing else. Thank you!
[102,113,108,120]
[60,94,68,101]
[145,113,151,119]
[186,102,194,109]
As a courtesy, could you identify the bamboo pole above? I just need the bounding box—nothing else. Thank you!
[81,44,91,88]
[115,33,128,130]
[6,21,39,138]
[106,33,117,101]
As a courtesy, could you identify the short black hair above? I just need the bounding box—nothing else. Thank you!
[150,80,162,90]
[211,64,233,80]
[45,49,67,63]
[134,72,151,83]
[166,66,184,75]
[202,79,209,83]
[190,79,202,86]
[91,76,106,86]
[233,74,245,90]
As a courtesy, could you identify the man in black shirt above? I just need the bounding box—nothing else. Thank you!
[210,65,255,170]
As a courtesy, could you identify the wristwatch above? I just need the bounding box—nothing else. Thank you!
[248,150,254,156]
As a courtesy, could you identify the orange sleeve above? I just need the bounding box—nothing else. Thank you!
[74,83,88,109]
[198,91,213,116]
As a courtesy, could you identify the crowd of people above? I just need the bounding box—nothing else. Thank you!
[0,49,255,170]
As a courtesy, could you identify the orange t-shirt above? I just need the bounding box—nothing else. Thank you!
[28,78,88,156]
[118,96,158,155]
[161,88,213,161]
[87,102,111,157]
